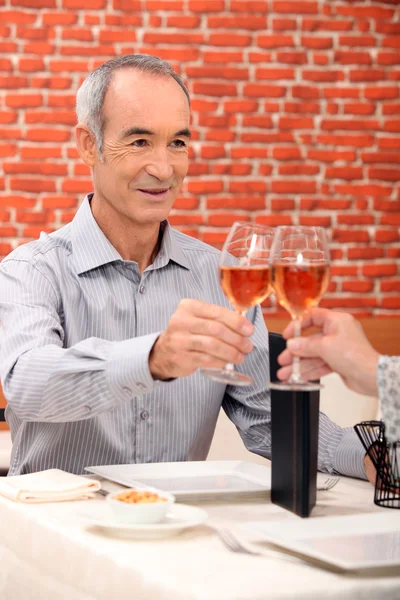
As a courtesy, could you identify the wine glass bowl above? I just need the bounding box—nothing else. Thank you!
[270,226,330,391]
[201,222,274,386]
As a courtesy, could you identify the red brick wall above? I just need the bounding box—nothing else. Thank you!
[0,0,399,316]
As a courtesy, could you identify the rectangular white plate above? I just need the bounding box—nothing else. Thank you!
[85,460,271,500]
[246,512,400,571]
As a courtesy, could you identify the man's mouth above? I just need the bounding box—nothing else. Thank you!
[137,188,170,196]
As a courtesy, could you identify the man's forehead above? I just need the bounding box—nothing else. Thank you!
[107,68,188,105]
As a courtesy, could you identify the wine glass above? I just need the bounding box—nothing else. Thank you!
[201,221,274,386]
[269,226,330,391]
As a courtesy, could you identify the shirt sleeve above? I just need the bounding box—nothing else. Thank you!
[223,306,367,479]
[0,259,164,423]
[378,355,400,444]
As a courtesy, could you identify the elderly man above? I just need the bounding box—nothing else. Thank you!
[0,54,368,479]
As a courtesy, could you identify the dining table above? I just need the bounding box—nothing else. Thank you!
[0,460,399,600]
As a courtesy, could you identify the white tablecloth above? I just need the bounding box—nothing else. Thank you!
[0,464,399,600]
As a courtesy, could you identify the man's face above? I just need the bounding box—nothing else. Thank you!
[91,68,190,226]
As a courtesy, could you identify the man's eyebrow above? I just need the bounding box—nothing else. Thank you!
[121,127,191,139]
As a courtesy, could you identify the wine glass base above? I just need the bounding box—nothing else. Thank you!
[200,368,253,387]
[269,380,323,391]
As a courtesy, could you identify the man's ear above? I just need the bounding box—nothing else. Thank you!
[75,124,98,167]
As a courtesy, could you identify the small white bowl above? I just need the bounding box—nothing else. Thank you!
[106,487,175,525]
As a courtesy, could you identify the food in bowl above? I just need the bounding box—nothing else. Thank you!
[107,487,175,524]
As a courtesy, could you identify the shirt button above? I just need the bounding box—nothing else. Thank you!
[139,285,145,294]
[141,410,149,420]
[136,382,146,391]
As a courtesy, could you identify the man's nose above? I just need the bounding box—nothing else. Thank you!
[145,148,174,181]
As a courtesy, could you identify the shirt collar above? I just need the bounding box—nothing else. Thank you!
[71,194,190,275]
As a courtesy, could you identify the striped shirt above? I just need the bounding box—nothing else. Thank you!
[0,195,366,477]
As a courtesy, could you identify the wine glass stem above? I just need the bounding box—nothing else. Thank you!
[290,317,302,384]
[224,309,246,373]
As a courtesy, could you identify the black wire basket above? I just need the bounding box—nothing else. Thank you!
[354,420,400,509]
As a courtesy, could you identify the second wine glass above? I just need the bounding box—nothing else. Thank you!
[269,225,330,391]
[201,222,274,386]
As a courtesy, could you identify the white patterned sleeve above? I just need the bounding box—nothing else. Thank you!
[378,355,400,443]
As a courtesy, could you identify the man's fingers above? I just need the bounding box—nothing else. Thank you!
[189,318,253,354]
[286,332,325,358]
[179,299,254,336]
[190,335,246,364]
[282,308,333,339]
[276,359,331,382]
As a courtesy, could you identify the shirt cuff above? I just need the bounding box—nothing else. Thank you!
[107,332,163,400]
[333,429,368,480]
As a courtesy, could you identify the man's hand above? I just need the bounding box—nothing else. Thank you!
[149,299,254,380]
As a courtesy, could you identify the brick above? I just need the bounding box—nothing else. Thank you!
[300,198,352,210]
[191,99,218,113]
[273,1,318,14]
[17,26,53,39]
[302,19,353,32]
[143,32,204,45]
[0,59,13,72]
[378,137,400,150]
[63,0,106,7]
[350,69,386,82]
[6,94,43,108]
[325,166,363,180]
[192,82,237,97]
[255,215,293,226]
[230,1,268,11]
[377,52,400,66]
[308,150,355,162]
[381,297,400,310]
[100,30,136,43]
[324,87,360,99]
[279,116,314,129]
[186,66,248,80]
[207,213,250,227]
[271,181,317,194]
[25,110,76,125]
[11,0,55,6]
[207,195,266,210]
[375,229,400,243]
[334,183,392,198]
[105,15,142,26]
[188,0,224,11]
[383,36,400,49]
[203,51,244,64]
[187,180,224,194]
[241,132,294,143]
[279,164,319,176]
[0,227,17,237]
[231,147,268,159]
[10,178,56,192]
[301,36,333,49]
[337,214,374,225]
[0,111,17,124]
[138,47,200,62]
[373,199,400,212]
[276,51,307,64]
[342,281,374,293]
[207,15,267,30]
[270,198,296,211]
[362,151,400,164]
[187,163,209,176]
[384,120,400,133]
[272,147,302,160]
[60,45,116,57]
[332,229,370,243]
[224,100,258,113]
[317,134,374,148]
[169,214,203,226]
[339,36,375,47]
[0,128,23,139]
[242,115,273,129]
[363,264,398,278]
[321,297,377,309]
[303,69,345,82]
[198,115,235,128]
[330,265,358,277]
[284,101,319,114]
[257,35,295,48]
[2,10,36,23]
[21,146,62,159]
[0,143,17,157]
[365,86,399,100]
[62,179,93,193]
[0,75,28,88]
[383,103,400,116]
[4,162,67,176]
[19,58,45,72]
[344,103,376,116]
[381,214,400,226]
[0,42,18,53]
[381,279,400,292]
[24,42,55,55]
[173,196,199,210]
[212,164,252,176]
[62,28,93,42]
[244,84,286,98]
[368,167,400,182]
[258,164,273,176]
[321,119,380,131]
[336,5,395,19]
[255,68,295,80]
[272,18,296,31]
[31,76,72,89]
[204,130,236,142]
[42,12,77,25]
[299,215,331,227]
[228,180,267,193]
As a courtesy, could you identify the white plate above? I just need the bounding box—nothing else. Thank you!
[245,512,400,571]
[77,503,208,539]
[85,460,271,500]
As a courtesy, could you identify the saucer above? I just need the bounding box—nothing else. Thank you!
[77,502,208,539]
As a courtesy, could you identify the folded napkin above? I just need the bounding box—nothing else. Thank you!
[0,468,101,503]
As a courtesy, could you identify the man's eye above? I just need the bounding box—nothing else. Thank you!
[131,139,148,147]
[171,139,187,148]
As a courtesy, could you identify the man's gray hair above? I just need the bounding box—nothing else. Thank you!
[76,54,190,153]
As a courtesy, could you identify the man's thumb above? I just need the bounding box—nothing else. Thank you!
[286,337,320,358]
